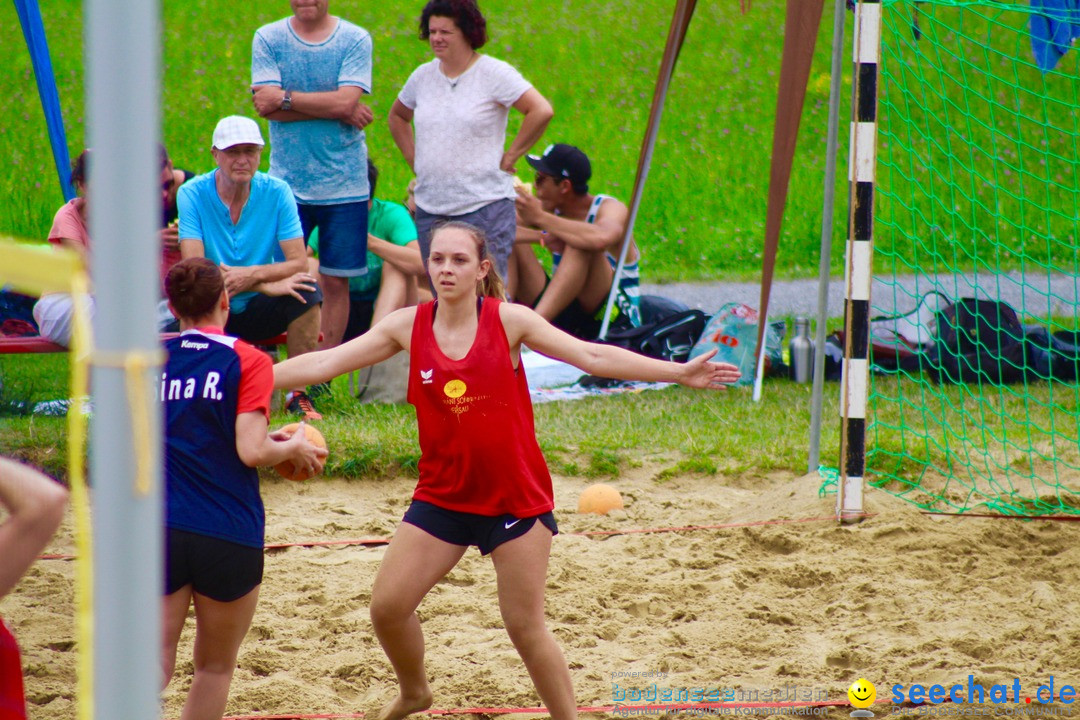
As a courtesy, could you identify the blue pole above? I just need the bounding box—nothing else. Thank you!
[14,0,76,201]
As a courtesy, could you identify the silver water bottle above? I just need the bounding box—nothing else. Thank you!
[789,317,814,383]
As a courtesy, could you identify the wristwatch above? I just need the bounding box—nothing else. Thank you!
[281,90,292,112]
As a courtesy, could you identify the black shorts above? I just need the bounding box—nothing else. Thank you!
[165,528,264,602]
[402,500,558,556]
[343,297,375,342]
[534,275,602,340]
[224,286,323,344]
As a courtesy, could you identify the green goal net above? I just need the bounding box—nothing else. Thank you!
[867,0,1080,515]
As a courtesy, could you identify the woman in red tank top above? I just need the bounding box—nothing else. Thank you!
[274,222,740,720]
[0,458,68,719]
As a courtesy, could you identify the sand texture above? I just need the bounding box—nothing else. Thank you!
[6,466,1079,718]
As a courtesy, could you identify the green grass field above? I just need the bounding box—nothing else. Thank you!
[0,0,850,282]
[3,1,1073,281]
[0,350,837,484]
[0,0,851,489]
[3,0,1079,511]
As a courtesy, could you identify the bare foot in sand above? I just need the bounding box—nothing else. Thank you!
[375,688,434,720]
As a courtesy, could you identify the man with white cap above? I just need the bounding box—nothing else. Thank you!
[178,115,325,420]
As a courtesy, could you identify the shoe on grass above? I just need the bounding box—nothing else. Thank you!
[286,390,322,421]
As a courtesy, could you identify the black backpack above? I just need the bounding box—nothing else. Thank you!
[929,298,1026,385]
[602,308,707,363]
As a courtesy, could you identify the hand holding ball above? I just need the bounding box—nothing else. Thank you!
[273,422,328,481]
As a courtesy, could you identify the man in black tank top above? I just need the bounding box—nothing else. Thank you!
[511,143,641,339]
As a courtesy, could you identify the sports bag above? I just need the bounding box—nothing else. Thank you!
[930,298,1026,385]
[602,309,707,363]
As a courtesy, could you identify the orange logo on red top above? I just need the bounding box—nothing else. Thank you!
[443,379,466,398]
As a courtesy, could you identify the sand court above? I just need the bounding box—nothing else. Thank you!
[7,465,1079,718]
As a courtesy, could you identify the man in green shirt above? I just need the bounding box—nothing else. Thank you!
[308,160,425,340]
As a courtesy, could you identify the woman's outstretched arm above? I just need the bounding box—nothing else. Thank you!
[500,303,741,389]
[273,307,415,390]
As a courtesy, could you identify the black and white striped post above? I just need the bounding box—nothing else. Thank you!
[838,0,880,522]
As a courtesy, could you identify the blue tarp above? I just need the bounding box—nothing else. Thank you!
[14,0,74,201]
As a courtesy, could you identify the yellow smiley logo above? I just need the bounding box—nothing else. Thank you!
[443,379,467,398]
[848,678,876,709]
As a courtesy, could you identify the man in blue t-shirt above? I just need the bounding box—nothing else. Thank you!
[178,116,325,421]
[251,0,373,352]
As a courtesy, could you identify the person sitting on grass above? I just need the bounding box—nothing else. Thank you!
[32,150,93,348]
[306,159,427,342]
[512,143,642,339]
[0,457,68,717]
[178,116,325,421]
[271,221,740,720]
[158,143,197,286]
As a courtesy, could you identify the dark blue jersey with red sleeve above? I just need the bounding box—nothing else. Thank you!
[162,327,273,548]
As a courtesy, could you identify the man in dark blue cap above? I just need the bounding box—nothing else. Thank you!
[512,143,641,339]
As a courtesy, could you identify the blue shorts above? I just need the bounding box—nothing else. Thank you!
[299,201,369,277]
[402,499,558,556]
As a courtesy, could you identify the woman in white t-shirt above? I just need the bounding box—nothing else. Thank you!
[388,0,552,291]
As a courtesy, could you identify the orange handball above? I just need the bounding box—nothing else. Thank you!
[577,483,624,515]
[273,422,328,482]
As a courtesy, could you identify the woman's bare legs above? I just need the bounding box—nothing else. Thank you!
[370,522,467,720]
[180,587,260,720]
[161,586,194,690]
[491,523,577,720]
[162,584,260,720]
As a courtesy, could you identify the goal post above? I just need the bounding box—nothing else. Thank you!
[839,0,881,522]
[839,0,1080,518]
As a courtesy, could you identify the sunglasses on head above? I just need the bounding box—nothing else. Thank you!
[535,172,567,186]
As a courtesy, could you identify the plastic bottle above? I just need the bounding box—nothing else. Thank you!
[789,317,814,383]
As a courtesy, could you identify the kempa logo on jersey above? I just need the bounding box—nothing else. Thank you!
[420,369,433,384]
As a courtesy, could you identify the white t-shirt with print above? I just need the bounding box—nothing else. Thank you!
[398,55,531,216]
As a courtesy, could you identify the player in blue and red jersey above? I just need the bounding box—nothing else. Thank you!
[159,257,326,720]
[274,221,741,720]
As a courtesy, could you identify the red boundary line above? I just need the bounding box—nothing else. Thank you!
[568,514,874,537]
[44,510,1077,561]
[223,698,862,719]
[38,514,871,561]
